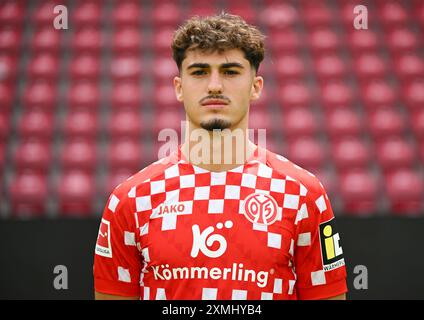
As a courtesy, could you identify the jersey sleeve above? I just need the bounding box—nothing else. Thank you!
[93,188,141,297]
[293,182,348,300]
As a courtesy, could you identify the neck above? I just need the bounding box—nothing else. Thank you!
[181,117,257,172]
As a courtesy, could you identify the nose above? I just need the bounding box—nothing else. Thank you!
[207,70,223,94]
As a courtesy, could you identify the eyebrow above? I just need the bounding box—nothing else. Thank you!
[187,62,245,70]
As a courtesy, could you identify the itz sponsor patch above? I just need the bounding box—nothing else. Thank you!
[319,218,345,271]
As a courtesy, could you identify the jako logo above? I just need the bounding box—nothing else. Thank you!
[191,221,233,258]
[158,203,185,215]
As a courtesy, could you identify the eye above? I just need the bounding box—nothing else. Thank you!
[191,70,207,75]
[224,70,239,75]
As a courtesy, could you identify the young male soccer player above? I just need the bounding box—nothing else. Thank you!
[94,13,347,300]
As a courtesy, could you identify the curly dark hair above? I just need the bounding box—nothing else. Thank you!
[171,12,266,72]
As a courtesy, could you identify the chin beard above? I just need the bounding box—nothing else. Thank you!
[200,118,232,131]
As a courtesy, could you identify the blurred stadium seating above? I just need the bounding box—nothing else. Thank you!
[0,0,423,218]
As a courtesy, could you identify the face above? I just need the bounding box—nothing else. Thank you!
[174,48,263,131]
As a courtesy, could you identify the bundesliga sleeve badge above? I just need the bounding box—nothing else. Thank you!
[95,218,112,258]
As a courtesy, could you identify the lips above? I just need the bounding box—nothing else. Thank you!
[201,99,229,107]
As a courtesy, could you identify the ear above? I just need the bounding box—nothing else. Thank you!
[174,76,184,102]
[250,75,264,101]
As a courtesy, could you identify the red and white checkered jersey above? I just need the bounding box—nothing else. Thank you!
[94,146,347,300]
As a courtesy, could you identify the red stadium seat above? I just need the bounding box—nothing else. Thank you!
[415,2,424,28]
[31,27,62,53]
[266,30,302,54]
[312,169,336,199]
[153,109,185,136]
[63,110,98,140]
[9,172,49,217]
[361,80,397,110]
[33,1,60,26]
[419,140,424,163]
[27,53,59,82]
[61,139,97,172]
[411,109,424,141]
[68,81,100,111]
[339,170,379,215]
[0,112,10,141]
[111,81,142,109]
[71,1,102,27]
[302,3,333,27]
[186,5,220,20]
[110,55,142,81]
[108,110,142,140]
[340,2,376,28]
[23,81,57,111]
[325,108,362,139]
[153,84,180,110]
[314,54,348,81]
[286,138,326,172]
[0,28,21,53]
[275,55,306,82]
[153,139,179,163]
[152,28,175,55]
[0,142,4,174]
[320,82,354,109]
[261,137,280,155]
[108,139,143,172]
[376,138,416,172]
[385,169,424,215]
[69,54,100,81]
[386,28,419,54]
[282,108,319,139]
[393,54,424,81]
[226,4,256,24]
[353,53,388,81]
[71,28,103,53]
[14,139,52,174]
[249,109,275,135]
[278,82,312,109]
[112,28,142,54]
[105,170,135,195]
[153,56,179,85]
[186,0,219,8]
[112,1,142,27]
[378,2,409,29]
[259,3,298,31]
[57,170,96,216]
[402,80,424,111]
[18,110,54,141]
[187,0,219,7]
[251,85,273,109]
[151,2,181,28]
[0,83,14,113]
[0,54,18,83]
[0,1,24,26]
[331,138,371,170]
[256,59,274,79]
[308,28,340,55]
[367,108,406,140]
[347,29,380,55]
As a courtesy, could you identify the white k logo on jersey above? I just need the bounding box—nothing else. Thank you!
[190,221,233,258]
